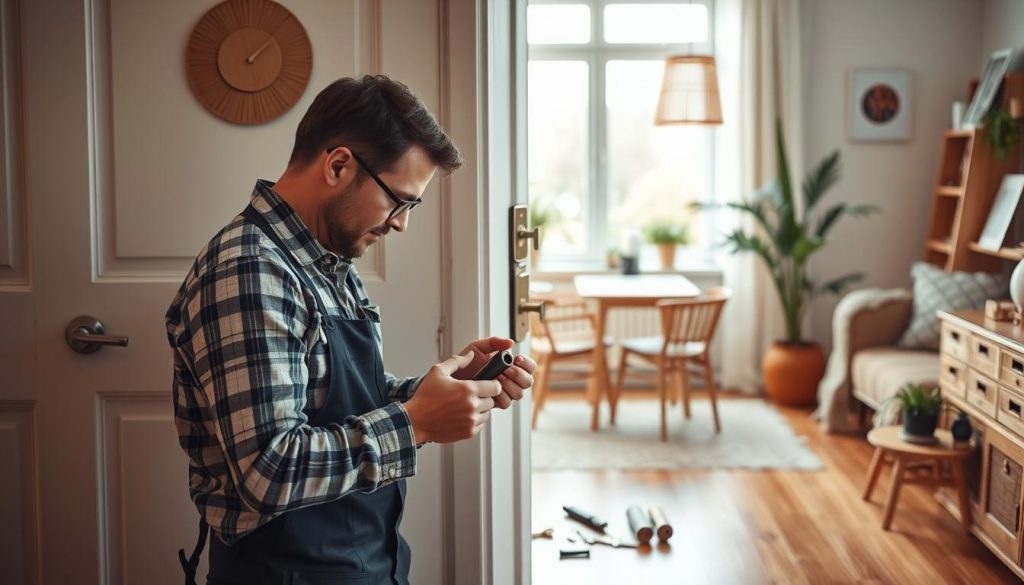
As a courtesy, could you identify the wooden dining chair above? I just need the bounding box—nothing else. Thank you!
[529,292,613,429]
[613,288,730,441]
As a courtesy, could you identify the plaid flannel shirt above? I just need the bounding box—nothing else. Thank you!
[165,181,422,544]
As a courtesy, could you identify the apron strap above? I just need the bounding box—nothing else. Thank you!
[178,517,209,585]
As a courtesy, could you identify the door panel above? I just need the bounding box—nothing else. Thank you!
[0,404,39,585]
[6,1,451,583]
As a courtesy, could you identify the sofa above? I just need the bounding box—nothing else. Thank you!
[815,288,939,433]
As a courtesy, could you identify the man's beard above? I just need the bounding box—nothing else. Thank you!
[325,189,389,258]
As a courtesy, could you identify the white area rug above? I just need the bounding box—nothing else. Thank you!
[531,399,824,471]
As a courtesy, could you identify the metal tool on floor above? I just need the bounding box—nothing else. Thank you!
[574,529,638,549]
[562,505,608,531]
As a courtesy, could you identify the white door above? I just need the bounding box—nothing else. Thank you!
[444,0,532,582]
[0,1,461,583]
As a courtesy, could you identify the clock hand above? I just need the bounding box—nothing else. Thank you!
[246,37,275,64]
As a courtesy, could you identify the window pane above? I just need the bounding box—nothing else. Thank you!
[527,4,591,45]
[603,4,708,44]
[606,60,707,248]
[528,61,590,255]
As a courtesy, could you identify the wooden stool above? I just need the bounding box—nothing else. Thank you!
[862,426,972,531]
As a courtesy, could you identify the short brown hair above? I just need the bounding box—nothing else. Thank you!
[288,75,462,174]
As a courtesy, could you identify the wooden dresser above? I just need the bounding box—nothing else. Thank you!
[937,310,1024,580]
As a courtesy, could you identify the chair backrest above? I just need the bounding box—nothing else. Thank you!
[656,289,730,351]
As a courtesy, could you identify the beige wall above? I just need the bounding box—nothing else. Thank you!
[982,0,1024,68]
[802,0,984,351]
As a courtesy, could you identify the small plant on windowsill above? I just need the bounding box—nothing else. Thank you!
[894,383,944,444]
[642,219,690,270]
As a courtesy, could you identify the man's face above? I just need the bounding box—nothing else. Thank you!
[324,145,437,258]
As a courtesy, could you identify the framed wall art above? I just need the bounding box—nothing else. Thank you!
[848,68,912,142]
[961,48,1013,129]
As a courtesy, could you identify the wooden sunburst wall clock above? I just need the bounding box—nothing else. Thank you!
[186,0,313,125]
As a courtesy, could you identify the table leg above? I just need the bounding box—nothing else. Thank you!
[863,447,885,502]
[953,460,973,532]
[882,457,906,530]
[592,301,610,431]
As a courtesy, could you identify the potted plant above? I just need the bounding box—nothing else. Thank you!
[895,383,943,444]
[702,119,878,405]
[982,105,1021,161]
[642,219,690,270]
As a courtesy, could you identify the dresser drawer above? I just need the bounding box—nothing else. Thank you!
[939,355,968,400]
[997,386,1024,438]
[969,334,1000,379]
[999,348,1024,393]
[941,321,969,361]
[966,370,998,418]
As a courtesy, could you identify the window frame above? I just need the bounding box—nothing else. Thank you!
[528,0,717,269]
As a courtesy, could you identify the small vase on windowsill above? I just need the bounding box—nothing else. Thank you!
[657,244,677,270]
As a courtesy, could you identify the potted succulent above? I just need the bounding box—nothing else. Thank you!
[700,119,879,405]
[642,219,690,270]
[895,383,944,444]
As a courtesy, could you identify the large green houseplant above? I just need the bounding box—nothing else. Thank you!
[714,119,878,404]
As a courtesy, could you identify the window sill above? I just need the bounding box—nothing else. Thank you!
[533,261,724,279]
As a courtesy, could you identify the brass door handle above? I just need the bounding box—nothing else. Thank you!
[65,316,129,354]
[520,300,546,322]
[517,226,541,251]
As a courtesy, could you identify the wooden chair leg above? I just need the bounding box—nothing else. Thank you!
[657,358,668,442]
[679,362,691,420]
[612,349,629,425]
[703,361,720,433]
[531,354,550,429]
[669,367,679,406]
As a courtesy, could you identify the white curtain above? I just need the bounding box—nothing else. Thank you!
[714,0,806,393]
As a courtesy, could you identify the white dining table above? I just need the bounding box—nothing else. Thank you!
[572,274,701,430]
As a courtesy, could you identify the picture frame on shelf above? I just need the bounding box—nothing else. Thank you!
[978,174,1024,251]
[848,68,912,142]
[962,48,1013,129]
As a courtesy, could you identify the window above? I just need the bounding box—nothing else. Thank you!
[527,0,716,269]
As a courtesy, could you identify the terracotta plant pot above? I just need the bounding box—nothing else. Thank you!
[657,244,677,270]
[762,341,826,406]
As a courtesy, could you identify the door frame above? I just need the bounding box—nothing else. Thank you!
[441,0,530,583]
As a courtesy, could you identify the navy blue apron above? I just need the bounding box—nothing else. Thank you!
[179,203,410,585]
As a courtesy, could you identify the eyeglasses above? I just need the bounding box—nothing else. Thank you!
[326,147,423,221]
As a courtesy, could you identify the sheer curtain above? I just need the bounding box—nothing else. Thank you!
[714,0,805,393]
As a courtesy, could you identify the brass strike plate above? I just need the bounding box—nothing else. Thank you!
[511,205,529,263]
[512,263,530,342]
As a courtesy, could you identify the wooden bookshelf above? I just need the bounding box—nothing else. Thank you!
[922,73,1024,273]
[967,241,1024,261]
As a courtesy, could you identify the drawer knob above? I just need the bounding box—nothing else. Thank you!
[1005,460,1012,475]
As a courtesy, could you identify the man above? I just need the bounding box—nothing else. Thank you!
[166,75,536,585]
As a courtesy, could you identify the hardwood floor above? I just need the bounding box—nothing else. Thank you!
[531,392,1018,584]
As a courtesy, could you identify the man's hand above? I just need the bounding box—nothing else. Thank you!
[454,337,537,410]
[404,351,502,444]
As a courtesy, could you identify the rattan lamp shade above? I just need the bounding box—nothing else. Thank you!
[655,55,723,125]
